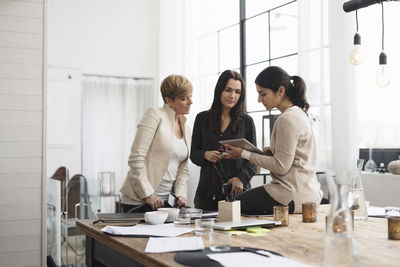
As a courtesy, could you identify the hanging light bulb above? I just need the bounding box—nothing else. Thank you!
[349,33,365,65]
[349,9,365,65]
[376,3,389,88]
[376,52,389,87]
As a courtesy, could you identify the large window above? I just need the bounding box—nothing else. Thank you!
[244,1,298,153]
[183,0,240,118]
[183,0,330,171]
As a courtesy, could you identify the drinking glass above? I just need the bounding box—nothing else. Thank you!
[209,231,231,252]
[194,218,214,235]
[348,164,368,221]
[173,213,191,227]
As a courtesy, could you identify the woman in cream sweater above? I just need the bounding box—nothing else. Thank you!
[225,66,322,214]
[120,75,193,213]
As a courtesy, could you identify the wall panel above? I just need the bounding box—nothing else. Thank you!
[0,1,43,265]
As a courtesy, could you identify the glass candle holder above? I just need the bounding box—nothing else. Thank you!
[273,206,289,226]
[388,217,400,240]
[302,202,317,223]
[326,210,354,232]
[385,207,400,218]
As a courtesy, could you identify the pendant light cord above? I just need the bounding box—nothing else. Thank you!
[381,2,384,51]
[356,9,359,32]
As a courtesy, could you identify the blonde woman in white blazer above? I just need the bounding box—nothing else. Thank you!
[120,75,193,212]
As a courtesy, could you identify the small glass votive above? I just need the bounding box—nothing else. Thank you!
[326,210,354,232]
[385,207,400,218]
[185,208,203,221]
[194,218,214,236]
[209,231,231,252]
[273,205,289,226]
[302,202,317,223]
[173,213,191,227]
[388,216,400,240]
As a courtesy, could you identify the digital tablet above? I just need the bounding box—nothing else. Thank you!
[219,138,264,154]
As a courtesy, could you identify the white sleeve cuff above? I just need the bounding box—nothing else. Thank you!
[241,149,251,160]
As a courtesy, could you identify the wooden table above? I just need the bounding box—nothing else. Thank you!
[77,205,400,267]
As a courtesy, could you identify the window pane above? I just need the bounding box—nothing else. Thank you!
[270,3,298,58]
[185,40,200,78]
[322,48,330,104]
[245,62,270,112]
[247,111,267,149]
[199,74,219,111]
[189,78,202,119]
[199,33,219,76]
[248,111,269,174]
[246,0,290,18]
[184,0,239,36]
[219,25,240,71]
[245,14,269,65]
[204,0,239,31]
[308,105,332,170]
[270,54,298,76]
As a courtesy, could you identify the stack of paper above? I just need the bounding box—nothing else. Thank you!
[95,213,144,226]
[101,223,193,237]
[145,237,204,253]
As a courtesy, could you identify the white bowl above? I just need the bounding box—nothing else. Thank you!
[144,211,168,225]
[158,208,180,222]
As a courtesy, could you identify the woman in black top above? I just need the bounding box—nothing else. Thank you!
[190,70,257,211]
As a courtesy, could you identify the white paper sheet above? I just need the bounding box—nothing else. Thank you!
[145,236,204,253]
[101,223,193,237]
[207,251,313,267]
[368,206,385,217]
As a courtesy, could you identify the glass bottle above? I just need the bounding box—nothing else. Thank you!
[348,160,368,221]
[322,171,360,267]
[364,148,377,172]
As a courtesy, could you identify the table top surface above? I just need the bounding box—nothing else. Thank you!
[77,205,400,267]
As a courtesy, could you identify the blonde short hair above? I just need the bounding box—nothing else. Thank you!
[160,74,193,103]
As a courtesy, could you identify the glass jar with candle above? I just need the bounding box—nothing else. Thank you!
[348,160,368,221]
[99,171,115,196]
[322,171,359,267]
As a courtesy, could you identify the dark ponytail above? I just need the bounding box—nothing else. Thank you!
[287,75,309,112]
[255,66,310,112]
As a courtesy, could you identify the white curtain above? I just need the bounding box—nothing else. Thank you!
[298,0,333,171]
[82,76,154,212]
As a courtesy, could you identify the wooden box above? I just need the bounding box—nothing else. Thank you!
[218,200,241,222]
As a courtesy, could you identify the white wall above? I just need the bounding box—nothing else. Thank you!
[0,0,44,266]
[46,0,160,177]
[48,0,159,79]
[159,0,184,80]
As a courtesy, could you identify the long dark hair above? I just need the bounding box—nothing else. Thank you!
[208,70,246,135]
[255,66,309,112]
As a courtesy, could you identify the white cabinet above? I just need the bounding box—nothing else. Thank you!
[362,172,400,206]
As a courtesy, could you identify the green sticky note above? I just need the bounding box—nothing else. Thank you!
[246,227,271,234]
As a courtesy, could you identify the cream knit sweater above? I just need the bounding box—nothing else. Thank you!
[248,106,322,213]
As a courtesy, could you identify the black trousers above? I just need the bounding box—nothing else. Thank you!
[236,186,295,215]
